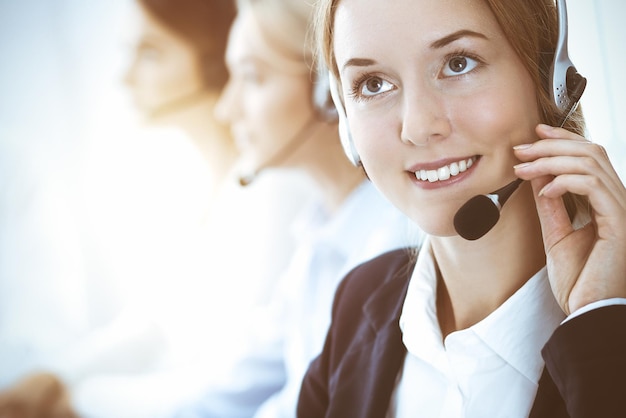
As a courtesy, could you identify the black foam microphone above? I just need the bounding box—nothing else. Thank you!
[238,116,318,187]
[453,178,523,240]
[452,73,585,241]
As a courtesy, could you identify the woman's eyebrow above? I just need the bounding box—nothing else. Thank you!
[340,30,487,73]
[430,29,488,49]
[341,57,376,72]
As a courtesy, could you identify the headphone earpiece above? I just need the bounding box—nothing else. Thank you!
[550,0,587,120]
[312,68,339,122]
[328,72,361,167]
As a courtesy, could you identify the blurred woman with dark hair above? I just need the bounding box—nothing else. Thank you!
[0,1,310,417]
[124,0,238,197]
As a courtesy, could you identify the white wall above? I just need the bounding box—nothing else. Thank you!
[0,0,132,385]
[569,0,626,180]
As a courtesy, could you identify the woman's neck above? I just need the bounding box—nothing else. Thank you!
[431,182,546,337]
[162,94,238,194]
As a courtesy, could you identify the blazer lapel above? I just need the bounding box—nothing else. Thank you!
[529,367,568,418]
[331,258,413,418]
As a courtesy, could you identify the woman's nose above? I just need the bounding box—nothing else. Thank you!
[400,87,451,146]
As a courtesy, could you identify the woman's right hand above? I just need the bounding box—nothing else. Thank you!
[514,124,626,315]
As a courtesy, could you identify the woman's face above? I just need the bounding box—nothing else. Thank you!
[333,0,541,236]
[215,9,315,172]
[124,5,205,120]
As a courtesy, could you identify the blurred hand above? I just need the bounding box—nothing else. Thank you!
[0,372,79,418]
[514,124,626,315]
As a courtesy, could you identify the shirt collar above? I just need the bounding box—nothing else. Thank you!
[472,266,565,383]
[399,238,444,366]
[400,238,565,384]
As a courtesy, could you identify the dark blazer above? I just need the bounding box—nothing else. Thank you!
[297,248,626,418]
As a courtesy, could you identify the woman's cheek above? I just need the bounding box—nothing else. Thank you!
[354,120,405,197]
[352,114,392,158]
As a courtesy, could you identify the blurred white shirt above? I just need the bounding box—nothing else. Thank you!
[177,180,421,418]
[65,128,314,418]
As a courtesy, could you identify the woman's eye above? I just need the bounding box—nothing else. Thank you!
[360,76,393,97]
[441,55,479,77]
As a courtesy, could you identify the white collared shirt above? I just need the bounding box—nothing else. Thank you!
[388,238,566,418]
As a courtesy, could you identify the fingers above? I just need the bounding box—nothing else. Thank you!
[516,124,623,194]
[513,124,626,313]
[513,124,626,256]
[526,175,574,251]
[513,125,626,227]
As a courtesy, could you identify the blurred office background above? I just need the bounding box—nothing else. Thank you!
[0,0,624,414]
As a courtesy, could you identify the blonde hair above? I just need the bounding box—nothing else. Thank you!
[237,0,317,71]
[313,0,590,224]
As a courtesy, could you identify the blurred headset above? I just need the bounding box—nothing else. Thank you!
[312,65,339,122]
[328,72,361,166]
[238,65,340,186]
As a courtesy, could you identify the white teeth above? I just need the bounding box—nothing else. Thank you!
[414,157,476,182]
[437,166,450,181]
[449,162,460,176]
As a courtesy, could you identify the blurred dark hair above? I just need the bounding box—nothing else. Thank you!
[138,0,236,90]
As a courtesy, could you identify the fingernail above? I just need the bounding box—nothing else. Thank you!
[538,123,553,130]
[514,162,531,169]
[538,183,551,197]
[513,143,532,150]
